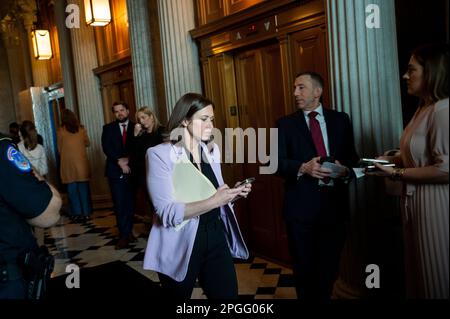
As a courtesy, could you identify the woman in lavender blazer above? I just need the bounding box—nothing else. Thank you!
[143,93,251,299]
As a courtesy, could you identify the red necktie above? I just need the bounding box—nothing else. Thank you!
[121,124,127,146]
[308,111,327,158]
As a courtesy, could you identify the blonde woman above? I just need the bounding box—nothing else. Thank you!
[129,107,164,224]
[130,107,164,182]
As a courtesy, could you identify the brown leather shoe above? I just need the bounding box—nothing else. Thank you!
[115,238,129,250]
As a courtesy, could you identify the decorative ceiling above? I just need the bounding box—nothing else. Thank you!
[1,0,35,26]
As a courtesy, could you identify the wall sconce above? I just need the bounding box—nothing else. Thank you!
[85,0,112,26]
[31,28,53,60]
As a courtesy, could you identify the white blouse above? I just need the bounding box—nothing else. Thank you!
[18,141,48,176]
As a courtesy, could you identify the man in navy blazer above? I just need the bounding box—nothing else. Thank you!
[101,101,136,249]
[277,72,359,299]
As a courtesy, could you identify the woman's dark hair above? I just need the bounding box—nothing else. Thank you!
[164,93,214,143]
[61,109,80,134]
[9,122,19,133]
[20,120,38,150]
[412,43,449,104]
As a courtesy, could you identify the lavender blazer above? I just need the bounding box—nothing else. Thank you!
[143,142,249,281]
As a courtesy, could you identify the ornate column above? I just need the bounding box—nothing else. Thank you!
[326,0,405,298]
[0,2,34,122]
[156,0,202,112]
[54,0,78,113]
[18,23,34,89]
[0,39,16,131]
[1,20,24,122]
[68,0,110,205]
[126,0,157,112]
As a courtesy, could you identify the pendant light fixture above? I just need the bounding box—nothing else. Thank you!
[30,0,52,60]
[84,0,112,26]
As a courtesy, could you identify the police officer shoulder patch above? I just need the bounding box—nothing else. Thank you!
[6,146,32,172]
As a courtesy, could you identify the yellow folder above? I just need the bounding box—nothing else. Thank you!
[172,154,217,231]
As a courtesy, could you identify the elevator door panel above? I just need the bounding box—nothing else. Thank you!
[234,44,289,263]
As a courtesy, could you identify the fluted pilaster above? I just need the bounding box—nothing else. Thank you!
[126,0,157,112]
[157,0,202,112]
[1,20,30,122]
[19,24,34,89]
[0,40,16,132]
[327,0,403,154]
[68,0,109,203]
[54,0,78,113]
[326,0,404,298]
[13,2,34,89]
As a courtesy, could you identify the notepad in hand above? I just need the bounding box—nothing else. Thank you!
[321,161,347,179]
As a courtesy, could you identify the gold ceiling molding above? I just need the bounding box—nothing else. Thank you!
[0,0,36,46]
[1,0,37,31]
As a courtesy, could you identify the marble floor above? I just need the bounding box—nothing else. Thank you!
[44,209,297,299]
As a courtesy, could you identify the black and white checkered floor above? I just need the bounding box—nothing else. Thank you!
[44,210,297,299]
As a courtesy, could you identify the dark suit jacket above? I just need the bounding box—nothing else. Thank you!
[101,121,135,179]
[276,107,359,224]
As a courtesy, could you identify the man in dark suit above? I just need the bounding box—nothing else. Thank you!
[277,72,359,299]
[101,101,136,249]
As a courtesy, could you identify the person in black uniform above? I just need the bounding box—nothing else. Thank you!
[101,101,136,249]
[0,134,62,299]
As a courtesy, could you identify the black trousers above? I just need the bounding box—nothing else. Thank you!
[108,177,134,240]
[158,218,238,299]
[286,220,346,299]
[0,278,26,299]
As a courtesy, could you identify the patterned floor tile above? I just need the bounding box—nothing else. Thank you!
[44,209,297,299]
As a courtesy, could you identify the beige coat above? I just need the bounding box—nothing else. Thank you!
[57,127,90,184]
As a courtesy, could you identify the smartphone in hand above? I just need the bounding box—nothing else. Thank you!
[360,158,390,164]
[234,177,256,188]
[360,158,395,172]
[231,177,255,203]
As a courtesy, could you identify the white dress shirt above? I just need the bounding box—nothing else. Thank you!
[297,104,331,182]
[119,120,129,136]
